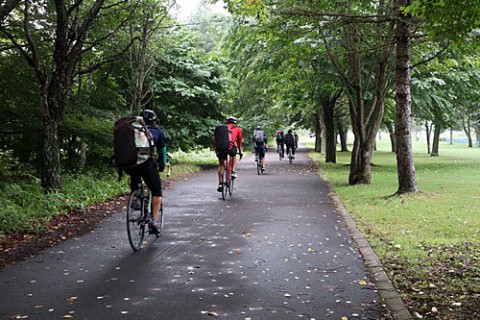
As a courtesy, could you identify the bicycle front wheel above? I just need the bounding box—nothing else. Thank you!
[127,191,146,251]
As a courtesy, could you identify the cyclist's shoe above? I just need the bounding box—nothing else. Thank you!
[130,199,141,210]
[217,184,223,192]
[231,171,237,179]
[148,220,160,235]
[262,167,266,172]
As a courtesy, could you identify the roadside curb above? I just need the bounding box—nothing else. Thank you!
[318,171,413,320]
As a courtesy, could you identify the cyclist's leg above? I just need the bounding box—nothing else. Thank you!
[217,153,227,182]
[229,146,238,173]
[141,159,162,228]
[259,145,266,169]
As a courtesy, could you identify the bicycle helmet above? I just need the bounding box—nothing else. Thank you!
[140,109,158,125]
[226,116,238,124]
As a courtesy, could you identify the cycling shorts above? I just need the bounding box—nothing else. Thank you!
[216,146,238,161]
[254,144,266,158]
[125,158,163,197]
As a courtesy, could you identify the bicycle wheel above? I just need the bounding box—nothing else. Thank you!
[228,169,234,196]
[278,148,282,161]
[221,165,228,200]
[256,160,261,175]
[288,151,293,165]
[126,190,146,251]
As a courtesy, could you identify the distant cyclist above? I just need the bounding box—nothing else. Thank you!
[294,131,299,149]
[125,109,166,234]
[253,125,267,173]
[285,129,296,159]
[275,130,285,158]
[214,116,243,192]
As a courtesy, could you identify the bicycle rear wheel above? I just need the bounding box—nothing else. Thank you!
[256,160,261,175]
[126,190,146,251]
[221,166,228,200]
[228,170,234,196]
[288,151,293,165]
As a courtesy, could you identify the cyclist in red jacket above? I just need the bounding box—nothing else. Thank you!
[214,116,243,192]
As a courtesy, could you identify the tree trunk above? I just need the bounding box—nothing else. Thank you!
[425,121,432,154]
[322,91,342,163]
[313,113,322,153]
[338,122,348,152]
[386,121,396,153]
[463,117,473,147]
[431,124,441,156]
[394,0,418,194]
[40,109,62,191]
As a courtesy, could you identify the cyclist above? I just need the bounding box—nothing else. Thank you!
[253,125,267,172]
[285,129,296,159]
[275,130,285,158]
[125,109,166,234]
[214,116,243,192]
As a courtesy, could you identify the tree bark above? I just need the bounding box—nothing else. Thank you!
[463,117,473,147]
[338,122,348,152]
[394,0,418,194]
[385,121,396,153]
[425,121,432,154]
[313,113,322,153]
[431,124,441,156]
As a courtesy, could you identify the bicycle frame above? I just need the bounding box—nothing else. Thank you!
[221,154,235,200]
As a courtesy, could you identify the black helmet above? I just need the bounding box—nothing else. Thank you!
[226,116,237,124]
[140,109,158,125]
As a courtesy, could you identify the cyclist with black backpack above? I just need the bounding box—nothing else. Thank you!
[253,125,267,173]
[214,116,243,192]
[123,109,166,234]
[285,129,296,159]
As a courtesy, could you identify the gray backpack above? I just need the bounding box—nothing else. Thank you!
[254,129,265,144]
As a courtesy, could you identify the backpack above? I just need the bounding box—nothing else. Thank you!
[254,129,265,144]
[285,133,295,144]
[113,116,154,169]
[214,124,232,153]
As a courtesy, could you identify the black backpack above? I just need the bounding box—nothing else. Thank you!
[113,116,154,169]
[214,124,232,153]
[285,133,295,144]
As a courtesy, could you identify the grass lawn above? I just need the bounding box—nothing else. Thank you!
[309,139,480,320]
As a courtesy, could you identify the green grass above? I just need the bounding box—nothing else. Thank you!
[0,149,218,237]
[309,139,480,319]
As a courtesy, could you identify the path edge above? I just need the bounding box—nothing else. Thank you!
[317,168,413,320]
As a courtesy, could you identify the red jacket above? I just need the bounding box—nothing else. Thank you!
[228,123,243,151]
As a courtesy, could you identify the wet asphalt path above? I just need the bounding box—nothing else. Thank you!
[0,146,386,319]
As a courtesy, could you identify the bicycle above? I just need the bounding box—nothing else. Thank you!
[221,153,236,200]
[277,144,284,161]
[287,148,294,165]
[255,153,264,175]
[126,180,163,251]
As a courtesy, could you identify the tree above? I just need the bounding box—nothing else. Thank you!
[0,1,137,191]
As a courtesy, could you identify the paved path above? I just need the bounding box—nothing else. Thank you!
[0,146,392,319]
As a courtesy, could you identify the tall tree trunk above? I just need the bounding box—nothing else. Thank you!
[463,117,473,147]
[431,124,441,156]
[338,122,348,152]
[394,0,418,194]
[425,121,432,154]
[313,113,322,153]
[322,90,342,163]
[41,113,62,191]
[386,121,396,153]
